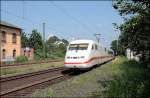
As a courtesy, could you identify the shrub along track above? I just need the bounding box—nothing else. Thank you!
[0,67,73,98]
[0,60,62,67]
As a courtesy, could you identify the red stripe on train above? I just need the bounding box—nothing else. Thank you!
[64,56,112,64]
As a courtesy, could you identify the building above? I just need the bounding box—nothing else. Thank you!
[126,48,141,62]
[21,47,34,60]
[0,20,22,62]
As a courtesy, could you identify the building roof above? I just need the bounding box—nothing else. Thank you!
[0,20,22,30]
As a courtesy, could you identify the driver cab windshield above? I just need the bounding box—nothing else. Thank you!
[68,43,89,51]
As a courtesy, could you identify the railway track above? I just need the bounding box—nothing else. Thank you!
[0,58,115,97]
[0,60,62,67]
[0,67,72,97]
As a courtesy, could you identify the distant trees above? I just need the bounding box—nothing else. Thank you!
[62,39,69,45]
[21,30,69,59]
[111,40,118,56]
[110,40,125,56]
[47,36,60,44]
[46,36,69,54]
[112,0,150,64]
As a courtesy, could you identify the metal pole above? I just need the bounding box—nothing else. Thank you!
[94,33,101,63]
[0,31,2,66]
[117,39,118,56]
[94,33,101,43]
[43,22,45,59]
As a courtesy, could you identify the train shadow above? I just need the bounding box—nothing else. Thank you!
[61,68,89,76]
[92,58,114,69]
[92,62,107,69]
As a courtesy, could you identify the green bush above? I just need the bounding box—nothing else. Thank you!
[15,56,28,63]
[104,60,150,98]
[33,47,65,61]
[4,61,13,65]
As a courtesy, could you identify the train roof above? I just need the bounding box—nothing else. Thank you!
[69,40,97,44]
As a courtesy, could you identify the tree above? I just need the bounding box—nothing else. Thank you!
[47,36,60,44]
[62,39,69,45]
[111,40,118,56]
[113,0,150,64]
[110,40,124,56]
[45,36,59,52]
[21,32,29,48]
[28,29,43,51]
[44,35,69,58]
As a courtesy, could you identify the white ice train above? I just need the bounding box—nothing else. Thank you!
[64,40,113,70]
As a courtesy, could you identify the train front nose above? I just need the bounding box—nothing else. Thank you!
[64,55,86,68]
[65,55,85,63]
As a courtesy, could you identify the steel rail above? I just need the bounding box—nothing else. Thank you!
[0,67,66,97]
[1,60,62,67]
[0,67,64,82]
[0,75,65,96]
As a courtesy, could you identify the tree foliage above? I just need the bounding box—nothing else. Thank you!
[47,36,60,44]
[111,40,118,56]
[21,32,29,48]
[21,30,68,59]
[62,39,69,45]
[45,36,68,54]
[28,29,43,50]
[111,40,124,56]
[113,0,150,64]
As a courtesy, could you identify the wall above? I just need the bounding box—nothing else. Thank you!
[0,25,21,61]
[21,48,34,60]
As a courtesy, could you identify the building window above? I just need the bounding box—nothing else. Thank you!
[28,50,30,57]
[2,31,6,43]
[13,49,16,58]
[95,44,98,50]
[105,48,107,51]
[12,33,17,43]
[24,50,26,56]
[2,49,6,59]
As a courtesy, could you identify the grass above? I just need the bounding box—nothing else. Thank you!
[0,61,64,77]
[30,57,123,97]
[32,88,53,97]
[2,57,64,65]
[91,56,150,98]
[31,56,150,97]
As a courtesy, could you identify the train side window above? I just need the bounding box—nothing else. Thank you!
[105,48,106,51]
[95,44,98,50]
[92,45,94,50]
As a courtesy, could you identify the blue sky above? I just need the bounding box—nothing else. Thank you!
[1,1,123,48]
